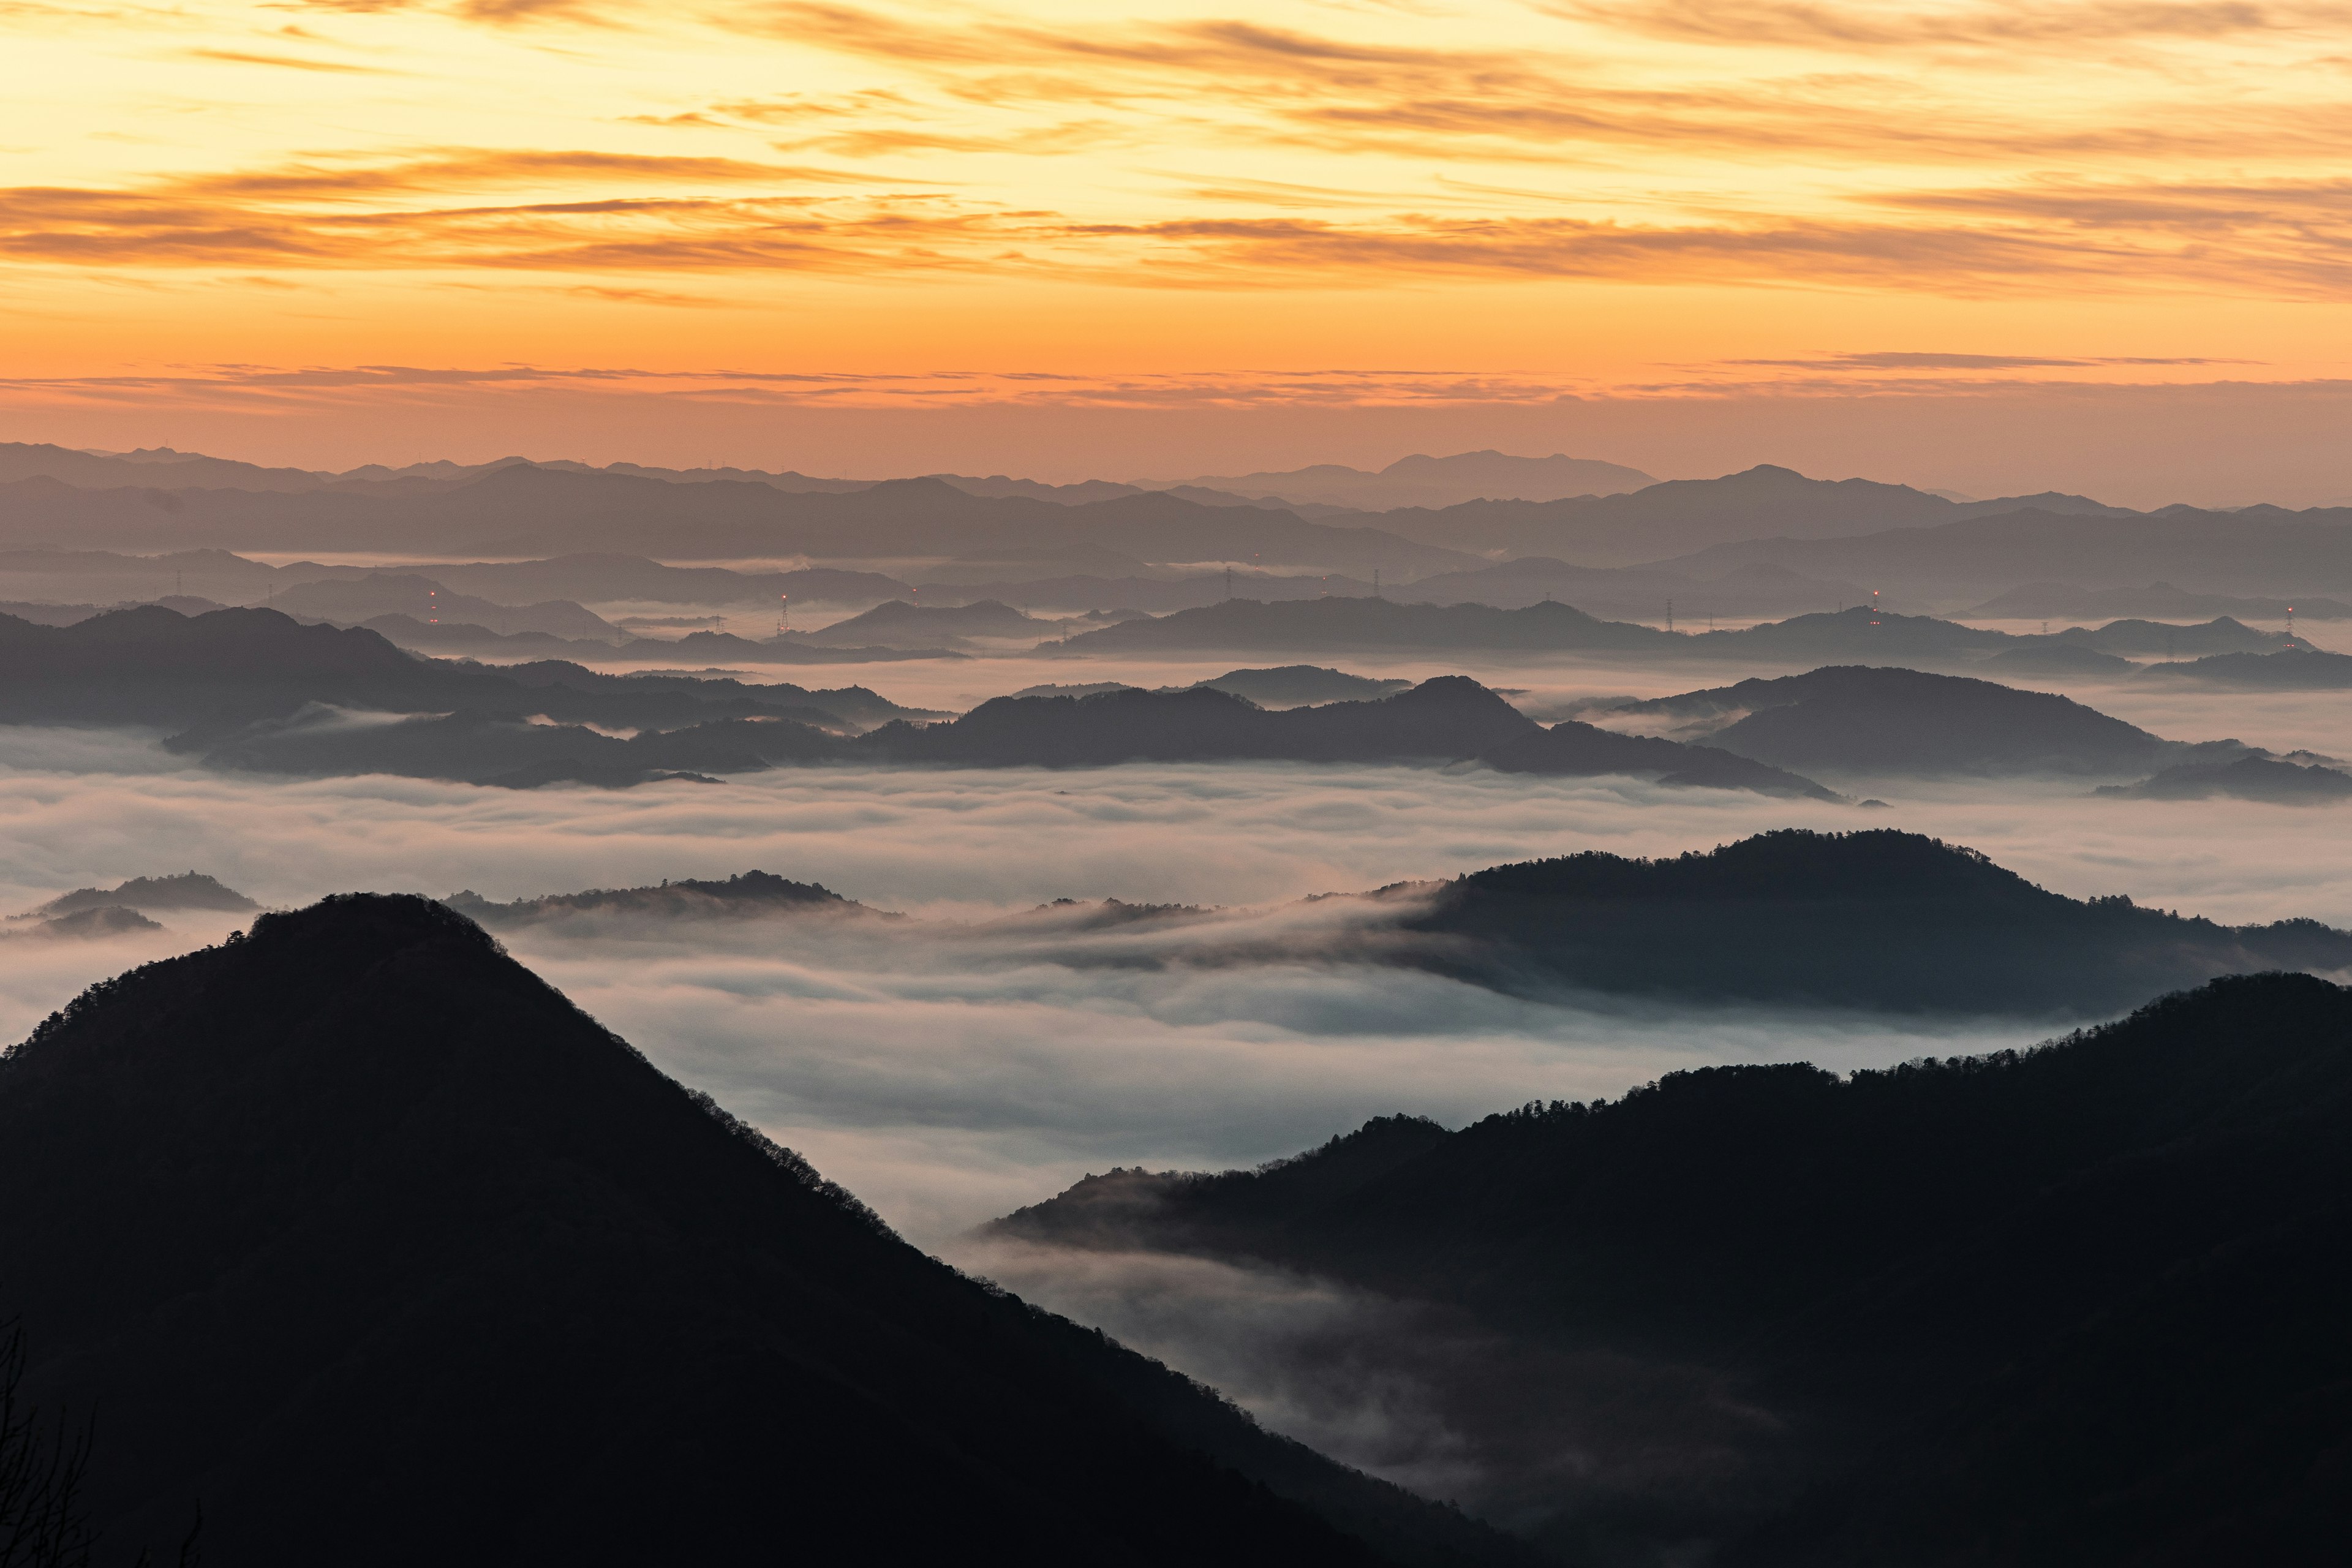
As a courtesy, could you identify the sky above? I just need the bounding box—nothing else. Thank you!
[6,1,2351,497]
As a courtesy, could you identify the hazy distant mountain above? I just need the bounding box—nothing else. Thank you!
[2140,647,2352,687]
[0,606,925,739]
[1060,597,1678,654]
[1608,665,2243,778]
[2097,754,2352,803]
[1966,580,2352,622]
[0,905,162,940]
[1363,465,2121,564]
[0,894,1519,1566]
[1193,666,1411,706]
[1051,596,2100,665]
[2053,615,2303,656]
[797,598,1059,649]
[1006,668,1409,708]
[1162,451,1656,511]
[991,968,2352,1562]
[858,679,1831,796]
[1668,503,2352,599]
[1393,556,1887,620]
[71,625,1822,795]
[916,571,1378,615]
[0,466,1478,578]
[0,442,331,492]
[13,872,255,920]
[859,679,1542,769]
[385,555,911,608]
[1980,641,2137,676]
[273,573,619,639]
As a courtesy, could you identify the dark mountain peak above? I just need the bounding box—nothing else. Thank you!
[1457,828,2034,903]
[1387,673,1520,712]
[0,894,1518,1567]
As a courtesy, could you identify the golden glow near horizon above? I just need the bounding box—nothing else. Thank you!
[4,1,2350,429]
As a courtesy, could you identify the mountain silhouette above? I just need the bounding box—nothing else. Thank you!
[0,465,1477,577]
[2095,753,2352,803]
[12,872,255,920]
[796,598,1058,648]
[0,894,1527,1567]
[1363,465,2115,564]
[1609,665,2241,778]
[1394,828,2352,1013]
[2142,646,2352,687]
[854,677,1828,796]
[1191,666,1413,706]
[1060,598,1678,654]
[1965,580,2352,622]
[0,606,925,750]
[1167,452,1655,512]
[445,869,876,925]
[1665,503,2352,601]
[992,972,2352,1564]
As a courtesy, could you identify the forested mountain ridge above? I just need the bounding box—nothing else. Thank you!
[0,894,1529,1568]
[992,971,2352,1566]
[1395,829,2352,1012]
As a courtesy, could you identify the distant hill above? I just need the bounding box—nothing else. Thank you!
[2095,754,2352,803]
[1608,665,2240,778]
[855,680,1830,795]
[0,466,1479,577]
[1389,829,2350,1013]
[0,606,927,741]
[273,573,619,639]
[1059,597,1676,654]
[798,598,1058,649]
[2053,615,2301,656]
[1362,465,2119,564]
[0,905,162,941]
[1966,579,2352,622]
[2140,647,2352,687]
[1392,556,1884,621]
[1666,503,2352,599]
[13,872,256,920]
[445,869,873,925]
[1163,451,1656,511]
[0,894,1523,1567]
[989,971,2352,1564]
[1191,666,1412,706]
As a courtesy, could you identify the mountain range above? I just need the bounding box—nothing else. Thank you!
[1602,665,2253,780]
[1388,828,2351,1014]
[991,971,2352,1563]
[382,829,2352,1019]
[0,894,1525,1566]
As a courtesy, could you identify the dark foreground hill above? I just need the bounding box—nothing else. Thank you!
[1608,666,2242,778]
[0,895,1524,1568]
[992,973,2352,1566]
[1393,829,2352,1014]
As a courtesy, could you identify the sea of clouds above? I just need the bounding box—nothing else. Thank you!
[5,666,2348,1517]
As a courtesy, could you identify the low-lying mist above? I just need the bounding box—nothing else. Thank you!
[13,725,2350,1240]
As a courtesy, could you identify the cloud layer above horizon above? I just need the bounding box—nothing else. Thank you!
[7,0,2350,467]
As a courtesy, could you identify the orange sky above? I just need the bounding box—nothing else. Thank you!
[5,1,2350,497]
